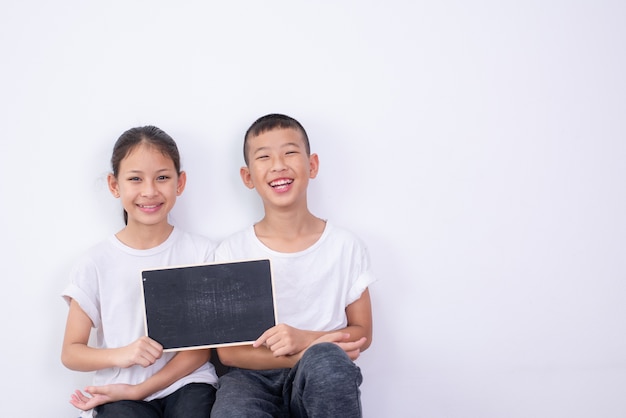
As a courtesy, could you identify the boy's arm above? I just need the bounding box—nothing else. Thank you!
[343,288,373,351]
[217,288,373,370]
[217,344,300,370]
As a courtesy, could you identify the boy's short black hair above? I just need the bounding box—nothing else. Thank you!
[243,113,310,165]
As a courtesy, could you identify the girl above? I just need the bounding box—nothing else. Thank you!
[61,126,217,418]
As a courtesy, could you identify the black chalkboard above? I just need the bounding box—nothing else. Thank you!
[141,259,276,351]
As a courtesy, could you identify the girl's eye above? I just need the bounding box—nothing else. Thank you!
[128,177,141,182]
[157,175,170,181]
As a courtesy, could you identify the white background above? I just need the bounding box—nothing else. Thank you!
[1,1,625,417]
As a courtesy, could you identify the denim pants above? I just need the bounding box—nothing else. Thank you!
[211,342,363,418]
[95,382,216,418]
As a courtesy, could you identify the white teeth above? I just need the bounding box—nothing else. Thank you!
[140,204,158,208]
[270,179,293,187]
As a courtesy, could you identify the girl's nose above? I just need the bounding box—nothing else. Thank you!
[141,181,157,196]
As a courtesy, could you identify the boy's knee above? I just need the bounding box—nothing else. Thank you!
[303,342,345,362]
[291,342,363,412]
[301,343,361,382]
[303,343,346,357]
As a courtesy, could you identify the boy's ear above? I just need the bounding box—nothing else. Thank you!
[309,153,320,179]
[107,173,120,198]
[176,171,187,196]
[240,166,255,189]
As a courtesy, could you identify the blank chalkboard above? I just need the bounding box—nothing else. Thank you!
[141,259,276,351]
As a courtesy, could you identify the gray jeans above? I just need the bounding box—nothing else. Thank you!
[211,342,363,418]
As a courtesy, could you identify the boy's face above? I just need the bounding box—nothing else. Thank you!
[241,127,318,209]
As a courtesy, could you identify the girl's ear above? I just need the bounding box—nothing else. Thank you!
[308,153,320,179]
[176,171,187,196]
[107,173,120,198]
[240,166,255,189]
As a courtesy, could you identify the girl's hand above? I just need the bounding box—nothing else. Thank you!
[253,323,315,357]
[116,336,163,368]
[69,384,137,410]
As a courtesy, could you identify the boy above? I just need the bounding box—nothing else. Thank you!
[211,113,375,418]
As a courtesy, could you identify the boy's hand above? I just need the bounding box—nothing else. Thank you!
[310,332,367,361]
[69,384,137,410]
[253,323,315,357]
[116,336,163,368]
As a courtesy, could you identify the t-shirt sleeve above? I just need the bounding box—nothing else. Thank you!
[347,269,376,306]
[61,259,101,328]
[346,241,377,305]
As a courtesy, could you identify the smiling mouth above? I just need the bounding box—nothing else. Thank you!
[138,203,162,209]
[269,179,293,188]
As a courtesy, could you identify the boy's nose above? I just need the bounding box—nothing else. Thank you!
[271,156,287,171]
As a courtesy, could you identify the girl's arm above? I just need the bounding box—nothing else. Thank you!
[63,298,212,410]
[70,349,211,410]
[217,288,372,370]
[121,348,211,399]
[61,299,163,371]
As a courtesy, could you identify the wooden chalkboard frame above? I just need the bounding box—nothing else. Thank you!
[141,259,277,352]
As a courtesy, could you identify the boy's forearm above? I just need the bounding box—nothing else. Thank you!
[338,325,372,351]
[217,326,368,371]
[217,345,300,370]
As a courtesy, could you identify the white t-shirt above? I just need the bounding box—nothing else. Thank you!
[62,228,218,417]
[214,222,376,331]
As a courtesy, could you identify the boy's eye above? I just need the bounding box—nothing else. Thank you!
[256,155,269,160]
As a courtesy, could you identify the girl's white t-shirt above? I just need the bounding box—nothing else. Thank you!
[62,228,218,417]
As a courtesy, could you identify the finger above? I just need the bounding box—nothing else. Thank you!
[144,342,164,359]
[253,327,275,348]
[74,390,91,402]
[70,390,92,410]
[70,393,83,405]
[347,336,366,347]
[70,399,85,409]
[271,343,293,357]
[344,348,361,361]
[263,333,283,349]
[267,339,285,354]
[138,353,157,367]
[146,338,164,354]
[146,336,163,348]
[137,336,163,359]
[338,337,367,352]
[84,385,106,396]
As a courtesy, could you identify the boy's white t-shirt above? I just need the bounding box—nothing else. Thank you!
[214,222,376,331]
[62,227,218,417]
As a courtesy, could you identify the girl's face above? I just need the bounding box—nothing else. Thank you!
[240,128,318,211]
[108,143,186,229]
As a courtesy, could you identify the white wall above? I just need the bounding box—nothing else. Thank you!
[1,1,625,417]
